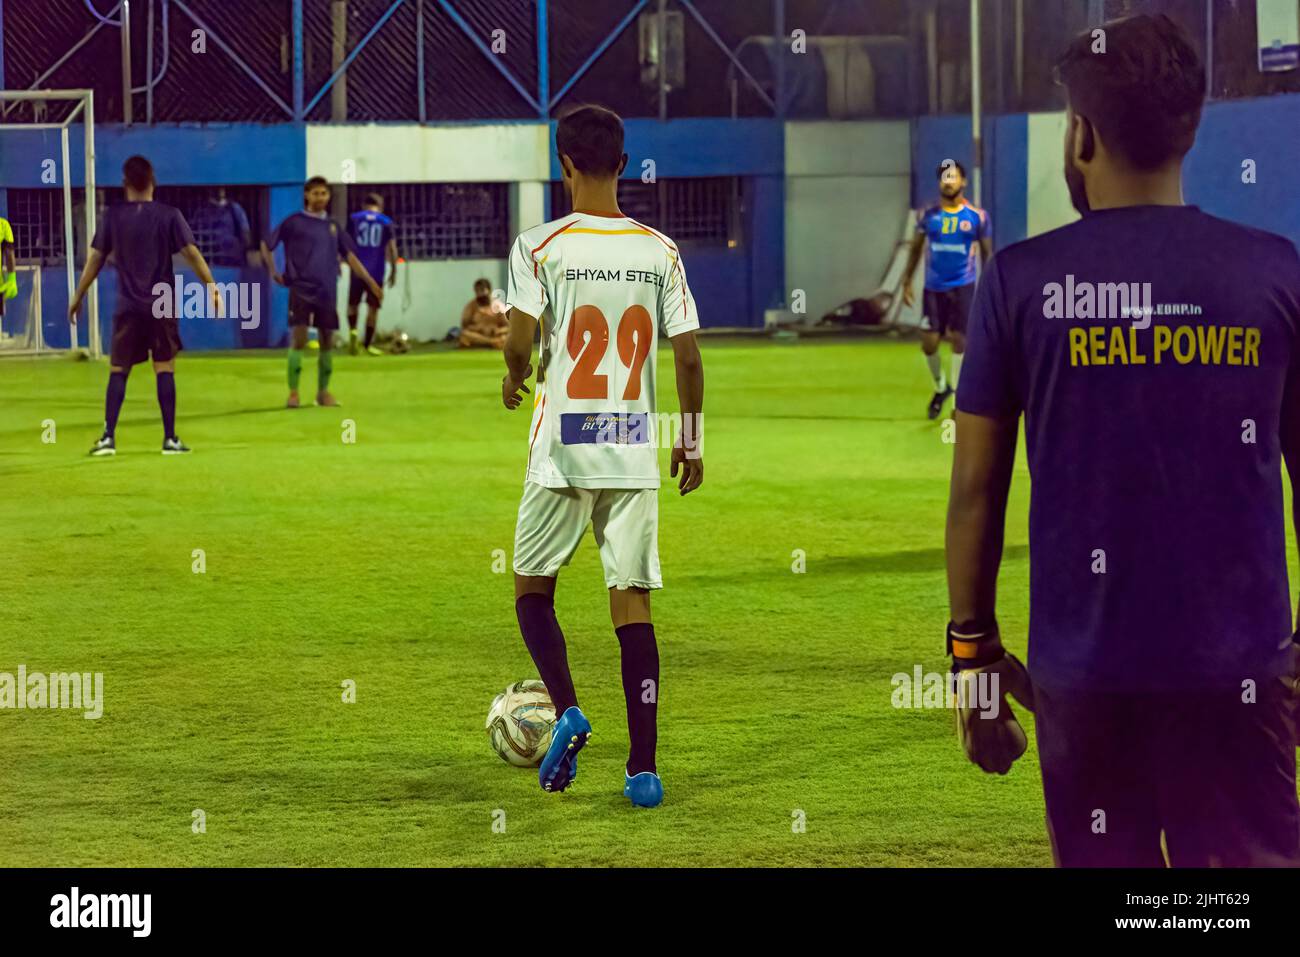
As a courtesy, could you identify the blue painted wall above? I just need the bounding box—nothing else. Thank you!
[23,96,1299,351]
[5,123,308,351]
[1185,95,1300,253]
[12,118,785,343]
[36,265,270,352]
[0,124,305,187]
[911,113,1027,250]
[553,118,787,329]
[914,94,1300,256]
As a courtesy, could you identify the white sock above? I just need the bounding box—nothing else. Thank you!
[925,352,944,390]
[951,353,963,391]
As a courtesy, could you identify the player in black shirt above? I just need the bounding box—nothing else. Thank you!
[70,156,220,456]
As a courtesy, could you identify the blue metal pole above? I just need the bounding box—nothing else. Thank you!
[536,0,549,120]
[417,0,426,122]
[292,0,303,120]
[0,0,6,220]
[773,0,785,118]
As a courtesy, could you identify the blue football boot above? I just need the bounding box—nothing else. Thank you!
[623,770,664,808]
[539,706,591,793]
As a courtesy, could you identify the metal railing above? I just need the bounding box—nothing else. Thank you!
[1,0,787,124]
[5,2,1291,126]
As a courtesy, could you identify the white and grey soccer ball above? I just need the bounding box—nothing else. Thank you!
[486,680,556,767]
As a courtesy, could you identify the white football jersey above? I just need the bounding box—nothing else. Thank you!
[506,212,699,489]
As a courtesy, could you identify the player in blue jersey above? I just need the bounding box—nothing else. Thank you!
[947,14,1300,867]
[902,161,992,419]
[346,193,398,356]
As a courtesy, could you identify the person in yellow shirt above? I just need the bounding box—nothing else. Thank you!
[0,216,16,322]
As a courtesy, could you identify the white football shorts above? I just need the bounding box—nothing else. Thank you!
[512,481,662,590]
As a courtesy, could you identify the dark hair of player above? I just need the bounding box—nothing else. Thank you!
[936,160,966,181]
[474,277,491,289]
[555,105,624,177]
[365,192,383,208]
[1054,13,1205,171]
[122,155,154,192]
[304,175,329,195]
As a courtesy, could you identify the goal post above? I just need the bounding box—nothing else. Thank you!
[0,89,99,358]
[0,263,44,352]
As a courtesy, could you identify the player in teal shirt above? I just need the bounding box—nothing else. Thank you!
[261,177,383,408]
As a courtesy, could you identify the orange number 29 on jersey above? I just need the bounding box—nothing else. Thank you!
[566,305,654,402]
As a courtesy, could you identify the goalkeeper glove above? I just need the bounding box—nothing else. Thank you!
[948,618,1035,775]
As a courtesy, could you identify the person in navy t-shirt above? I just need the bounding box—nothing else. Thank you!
[261,176,383,408]
[903,161,992,420]
[946,14,1300,866]
[346,192,398,356]
[69,155,219,457]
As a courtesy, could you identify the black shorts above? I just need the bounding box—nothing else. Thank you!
[921,284,974,336]
[289,292,339,332]
[1035,679,1300,867]
[347,275,379,310]
[110,310,183,367]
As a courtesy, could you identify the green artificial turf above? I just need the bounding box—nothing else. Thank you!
[0,338,1100,866]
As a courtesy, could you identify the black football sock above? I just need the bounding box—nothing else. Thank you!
[156,371,177,439]
[515,593,578,717]
[615,622,659,776]
[363,321,376,349]
[104,371,128,437]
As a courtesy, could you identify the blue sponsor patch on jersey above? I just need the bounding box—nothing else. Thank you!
[560,412,650,446]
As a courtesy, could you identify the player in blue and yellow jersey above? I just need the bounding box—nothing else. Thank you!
[902,161,992,419]
[346,193,398,356]
[946,14,1300,867]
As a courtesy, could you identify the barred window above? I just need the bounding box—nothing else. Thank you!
[5,189,67,264]
[662,177,742,245]
[100,185,264,266]
[549,177,742,246]
[6,186,264,266]
[345,183,510,260]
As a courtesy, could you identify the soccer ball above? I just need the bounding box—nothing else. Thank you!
[485,680,556,767]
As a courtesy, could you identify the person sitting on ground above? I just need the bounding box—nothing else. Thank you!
[458,278,508,349]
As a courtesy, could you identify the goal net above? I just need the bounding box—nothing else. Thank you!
[0,89,101,357]
[0,264,44,352]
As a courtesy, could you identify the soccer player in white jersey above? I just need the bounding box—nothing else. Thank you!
[501,105,705,808]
